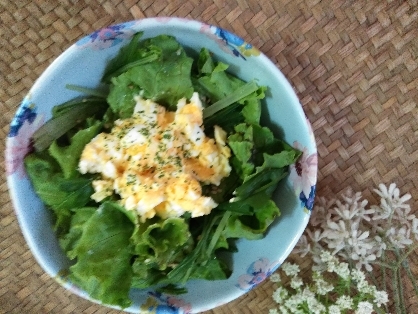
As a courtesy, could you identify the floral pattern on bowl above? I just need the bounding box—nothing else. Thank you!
[199,24,260,59]
[6,95,44,178]
[76,21,140,50]
[144,292,192,314]
[289,121,318,212]
[236,257,281,292]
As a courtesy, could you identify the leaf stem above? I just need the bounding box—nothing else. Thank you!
[101,53,160,82]
[65,84,108,98]
[202,81,259,119]
[206,211,231,256]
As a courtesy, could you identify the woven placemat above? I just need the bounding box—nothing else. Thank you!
[1,0,417,313]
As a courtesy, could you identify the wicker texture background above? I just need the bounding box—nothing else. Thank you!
[1,0,417,313]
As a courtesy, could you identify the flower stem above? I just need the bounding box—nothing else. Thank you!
[373,305,386,314]
[396,242,418,267]
[402,259,418,296]
[381,250,389,313]
[396,264,407,314]
[392,267,402,314]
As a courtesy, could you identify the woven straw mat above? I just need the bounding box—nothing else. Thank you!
[1,0,417,313]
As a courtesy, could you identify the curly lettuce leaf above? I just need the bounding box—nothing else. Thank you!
[59,207,97,258]
[69,202,134,308]
[189,258,231,280]
[131,217,193,271]
[107,35,194,117]
[106,72,142,119]
[227,124,254,179]
[24,153,94,235]
[102,32,162,82]
[48,120,102,178]
[223,201,280,240]
[130,217,195,289]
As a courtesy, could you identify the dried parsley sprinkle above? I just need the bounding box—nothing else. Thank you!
[139,128,150,136]
[126,174,136,185]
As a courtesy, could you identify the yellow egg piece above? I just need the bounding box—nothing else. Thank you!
[78,92,231,222]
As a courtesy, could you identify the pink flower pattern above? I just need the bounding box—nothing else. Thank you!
[236,258,280,291]
[289,141,317,211]
[75,21,139,50]
[6,113,44,178]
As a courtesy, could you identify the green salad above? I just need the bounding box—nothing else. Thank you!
[25,33,301,308]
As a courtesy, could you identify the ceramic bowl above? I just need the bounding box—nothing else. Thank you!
[6,17,317,313]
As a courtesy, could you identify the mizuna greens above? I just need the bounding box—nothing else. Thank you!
[25,33,301,308]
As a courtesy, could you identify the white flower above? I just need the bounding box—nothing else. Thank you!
[272,286,289,304]
[358,280,377,295]
[373,290,389,307]
[277,305,290,314]
[323,220,349,253]
[374,183,411,210]
[347,227,372,256]
[393,207,415,228]
[290,276,304,290]
[320,250,337,263]
[283,294,304,311]
[335,295,354,310]
[293,235,311,257]
[328,305,341,314]
[270,273,281,283]
[371,236,387,258]
[310,200,328,227]
[412,217,418,240]
[313,272,334,295]
[355,201,374,222]
[281,262,300,277]
[269,309,279,314]
[314,196,335,225]
[307,229,325,243]
[301,287,316,306]
[325,220,349,239]
[311,252,327,272]
[352,251,376,272]
[309,300,326,314]
[355,301,374,314]
[334,262,350,280]
[387,226,413,249]
[351,269,366,283]
[332,201,359,221]
[371,202,393,220]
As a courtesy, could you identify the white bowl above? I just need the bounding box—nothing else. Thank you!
[6,17,317,313]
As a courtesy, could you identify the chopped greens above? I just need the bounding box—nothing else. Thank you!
[24,33,301,308]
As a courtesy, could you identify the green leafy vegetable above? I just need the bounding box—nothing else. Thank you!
[69,202,134,308]
[59,207,97,258]
[33,97,107,152]
[24,152,94,235]
[23,33,302,307]
[202,81,259,119]
[49,121,102,178]
[107,35,194,117]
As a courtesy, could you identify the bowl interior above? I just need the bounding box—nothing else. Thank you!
[6,18,317,313]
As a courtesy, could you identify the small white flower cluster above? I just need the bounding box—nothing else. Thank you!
[269,251,388,314]
[294,183,416,272]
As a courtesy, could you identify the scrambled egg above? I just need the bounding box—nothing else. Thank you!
[79,93,231,221]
